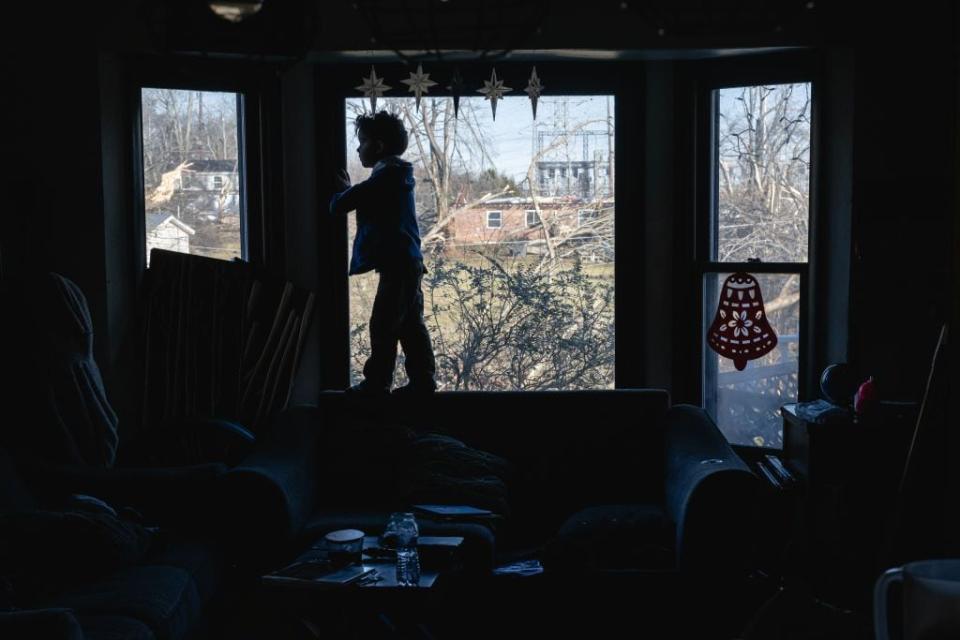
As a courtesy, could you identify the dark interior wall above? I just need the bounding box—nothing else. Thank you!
[302,2,823,55]
[313,60,647,390]
[848,9,956,401]
[98,52,137,397]
[2,48,112,376]
[642,62,676,391]
[661,48,850,404]
[811,47,855,380]
[280,61,323,403]
[2,3,955,413]
[312,66,351,391]
[952,5,960,548]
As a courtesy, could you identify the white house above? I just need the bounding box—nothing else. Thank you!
[146,213,196,265]
[179,159,240,221]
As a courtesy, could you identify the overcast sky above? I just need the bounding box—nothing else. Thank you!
[345,94,614,183]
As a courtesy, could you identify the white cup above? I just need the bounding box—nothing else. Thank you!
[874,559,960,640]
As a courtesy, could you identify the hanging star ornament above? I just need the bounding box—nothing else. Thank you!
[524,66,544,119]
[476,68,512,120]
[355,66,391,113]
[447,68,465,119]
[400,64,437,111]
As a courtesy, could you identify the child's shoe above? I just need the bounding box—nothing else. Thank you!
[346,381,389,395]
[391,383,436,395]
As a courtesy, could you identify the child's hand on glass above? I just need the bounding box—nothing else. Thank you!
[335,169,351,191]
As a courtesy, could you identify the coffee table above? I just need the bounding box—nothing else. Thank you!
[261,535,466,637]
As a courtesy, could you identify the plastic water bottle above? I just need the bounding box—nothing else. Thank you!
[394,513,420,587]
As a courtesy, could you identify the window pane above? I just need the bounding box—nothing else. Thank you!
[141,88,243,265]
[345,95,616,390]
[703,272,800,448]
[715,84,811,263]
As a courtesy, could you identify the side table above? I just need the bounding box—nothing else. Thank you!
[780,401,917,610]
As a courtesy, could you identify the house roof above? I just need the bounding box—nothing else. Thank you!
[477,195,615,207]
[183,159,237,173]
[146,213,196,235]
[480,196,566,206]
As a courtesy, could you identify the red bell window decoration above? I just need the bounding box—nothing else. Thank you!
[707,272,778,371]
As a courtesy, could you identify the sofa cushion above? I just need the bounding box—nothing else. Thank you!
[77,614,156,640]
[37,540,222,640]
[544,504,676,573]
[0,608,85,640]
[0,509,157,599]
[18,462,229,531]
[44,565,200,640]
[403,433,512,516]
[318,417,416,509]
[319,390,671,536]
[319,418,512,516]
[145,540,223,608]
[0,450,36,513]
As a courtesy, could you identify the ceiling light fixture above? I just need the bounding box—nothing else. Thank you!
[208,1,264,23]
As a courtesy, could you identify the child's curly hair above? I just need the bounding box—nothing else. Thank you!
[354,111,408,156]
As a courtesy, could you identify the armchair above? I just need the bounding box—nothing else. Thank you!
[0,271,258,639]
[0,271,256,470]
[543,405,762,578]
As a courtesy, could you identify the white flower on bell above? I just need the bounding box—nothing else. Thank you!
[727,310,754,337]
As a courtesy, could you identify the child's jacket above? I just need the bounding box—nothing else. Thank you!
[329,156,424,275]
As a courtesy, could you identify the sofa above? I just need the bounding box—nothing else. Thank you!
[0,448,230,640]
[0,270,271,639]
[220,390,763,591]
[0,376,763,638]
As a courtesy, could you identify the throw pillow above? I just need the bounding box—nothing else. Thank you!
[402,433,513,516]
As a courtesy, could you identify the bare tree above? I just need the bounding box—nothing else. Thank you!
[712,83,812,447]
[715,83,809,337]
[142,89,238,189]
[141,88,242,260]
[717,83,810,264]
[345,98,517,250]
[351,253,615,391]
[345,96,616,390]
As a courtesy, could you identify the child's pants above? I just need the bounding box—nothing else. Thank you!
[363,260,436,389]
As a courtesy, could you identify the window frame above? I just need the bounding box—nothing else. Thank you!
[691,56,820,451]
[525,209,540,228]
[326,61,635,391]
[129,57,281,272]
[486,210,503,229]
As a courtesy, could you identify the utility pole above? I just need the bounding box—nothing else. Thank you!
[606,95,614,197]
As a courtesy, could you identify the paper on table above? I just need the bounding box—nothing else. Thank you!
[412,504,494,517]
[263,562,376,587]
